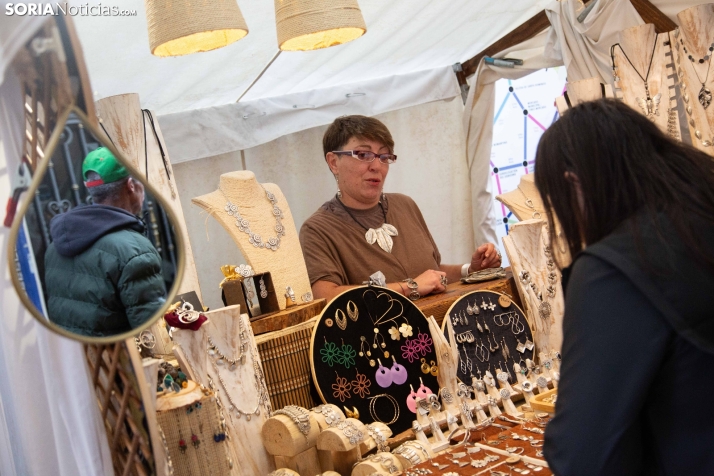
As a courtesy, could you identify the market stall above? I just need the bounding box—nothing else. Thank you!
[0,1,710,475]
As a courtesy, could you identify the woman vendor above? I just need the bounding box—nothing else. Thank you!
[300,115,502,301]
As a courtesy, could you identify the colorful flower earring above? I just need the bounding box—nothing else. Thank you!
[390,355,408,385]
[375,359,393,388]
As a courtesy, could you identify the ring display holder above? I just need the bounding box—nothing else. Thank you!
[441,290,535,387]
[310,286,439,435]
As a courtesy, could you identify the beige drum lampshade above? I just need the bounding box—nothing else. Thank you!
[146,0,249,57]
[274,0,367,51]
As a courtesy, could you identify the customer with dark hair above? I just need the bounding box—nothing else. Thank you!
[536,99,714,475]
[44,147,166,337]
[300,115,502,301]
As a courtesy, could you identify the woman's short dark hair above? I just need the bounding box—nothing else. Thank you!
[534,98,714,270]
[323,115,395,157]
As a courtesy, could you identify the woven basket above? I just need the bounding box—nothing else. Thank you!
[146,0,249,56]
[156,394,232,476]
[256,317,319,410]
[274,0,366,51]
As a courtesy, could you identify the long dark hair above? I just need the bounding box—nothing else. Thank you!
[534,98,714,270]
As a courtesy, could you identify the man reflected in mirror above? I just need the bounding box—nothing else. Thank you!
[44,147,167,337]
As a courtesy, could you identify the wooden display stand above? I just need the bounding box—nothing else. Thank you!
[171,306,274,475]
[352,453,404,476]
[502,220,564,356]
[612,24,680,140]
[96,93,203,357]
[555,77,614,115]
[316,418,367,475]
[192,171,312,311]
[672,4,714,155]
[262,412,322,475]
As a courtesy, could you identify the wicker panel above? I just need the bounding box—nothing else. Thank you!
[85,342,155,476]
[255,317,318,410]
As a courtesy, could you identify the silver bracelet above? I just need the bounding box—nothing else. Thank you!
[273,405,311,439]
[311,404,343,427]
[337,420,364,445]
[461,263,471,277]
[402,278,420,301]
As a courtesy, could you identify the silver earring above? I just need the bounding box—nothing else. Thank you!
[259,277,268,299]
[335,176,342,198]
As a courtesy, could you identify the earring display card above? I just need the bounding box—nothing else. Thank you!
[442,290,535,385]
[309,286,439,434]
[221,272,278,320]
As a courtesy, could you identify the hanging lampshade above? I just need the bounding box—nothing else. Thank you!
[146,0,249,57]
[274,0,366,51]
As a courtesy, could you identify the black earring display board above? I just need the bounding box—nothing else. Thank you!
[442,290,535,385]
[310,286,439,434]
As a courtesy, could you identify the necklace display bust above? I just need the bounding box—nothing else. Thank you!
[673,4,714,155]
[555,77,614,115]
[612,24,679,139]
[192,171,312,310]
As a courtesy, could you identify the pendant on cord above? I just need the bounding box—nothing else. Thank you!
[699,85,712,109]
[636,82,661,117]
[365,224,398,253]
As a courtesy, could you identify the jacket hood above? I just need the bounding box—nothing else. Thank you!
[566,211,714,354]
[49,204,146,257]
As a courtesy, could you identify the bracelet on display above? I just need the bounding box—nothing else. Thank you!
[272,405,311,439]
[402,278,420,301]
[337,420,364,445]
[392,444,421,465]
[366,423,390,453]
[461,263,471,278]
[461,267,507,283]
[311,404,343,427]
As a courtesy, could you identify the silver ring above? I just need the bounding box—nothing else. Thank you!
[440,275,448,286]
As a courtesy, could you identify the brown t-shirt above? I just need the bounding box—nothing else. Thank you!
[299,193,442,285]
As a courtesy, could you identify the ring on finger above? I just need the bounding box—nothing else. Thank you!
[440,275,448,286]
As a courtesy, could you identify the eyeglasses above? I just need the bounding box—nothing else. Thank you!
[332,150,397,164]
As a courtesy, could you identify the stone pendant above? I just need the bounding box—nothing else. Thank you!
[699,85,712,109]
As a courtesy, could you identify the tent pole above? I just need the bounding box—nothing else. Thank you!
[236,50,281,103]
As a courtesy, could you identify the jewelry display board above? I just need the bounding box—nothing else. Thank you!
[555,77,615,115]
[310,286,439,434]
[441,290,535,385]
[172,306,274,475]
[611,24,680,140]
[672,4,714,155]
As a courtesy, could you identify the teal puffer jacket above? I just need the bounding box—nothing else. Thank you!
[44,205,167,337]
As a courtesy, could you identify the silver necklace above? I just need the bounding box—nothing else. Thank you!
[676,27,713,109]
[221,187,285,251]
[206,319,246,371]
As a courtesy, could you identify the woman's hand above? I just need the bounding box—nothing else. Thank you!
[470,243,502,272]
[413,269,448,296]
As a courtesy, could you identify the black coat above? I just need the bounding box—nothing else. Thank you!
[544,213,714,475]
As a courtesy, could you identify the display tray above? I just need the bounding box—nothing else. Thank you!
[530,387,557,414]
[442,290,535,385]
[310,286,439,434]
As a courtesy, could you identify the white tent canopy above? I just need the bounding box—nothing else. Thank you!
[75,0,553,160]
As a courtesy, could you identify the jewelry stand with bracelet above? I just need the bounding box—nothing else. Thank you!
[261,404,322,475]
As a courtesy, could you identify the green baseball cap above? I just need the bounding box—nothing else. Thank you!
[82,147,130,187]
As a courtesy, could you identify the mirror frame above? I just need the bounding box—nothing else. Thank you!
[6,104,186,344]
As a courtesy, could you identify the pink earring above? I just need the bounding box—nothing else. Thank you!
[416,377,432,399]
[390,355,408,385]
[375,359,393,388]
[407,384,418,413]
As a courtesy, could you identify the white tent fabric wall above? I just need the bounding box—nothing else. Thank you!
[544,0,644,85]
[173,97,474,311]
[0,70,113,476]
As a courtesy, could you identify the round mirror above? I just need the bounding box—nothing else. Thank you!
[7,105,184,343]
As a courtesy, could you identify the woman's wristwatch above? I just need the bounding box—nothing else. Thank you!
[402,278,420,301]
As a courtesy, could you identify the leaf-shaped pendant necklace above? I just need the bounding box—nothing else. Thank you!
[336,194,399,253]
